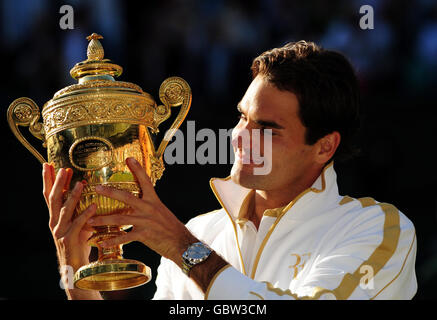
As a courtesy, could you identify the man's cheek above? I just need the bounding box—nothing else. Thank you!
[253,131,272,175]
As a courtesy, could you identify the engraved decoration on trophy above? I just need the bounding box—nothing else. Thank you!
[7,33,192,291]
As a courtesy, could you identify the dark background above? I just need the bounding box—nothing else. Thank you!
[0,0,436,300]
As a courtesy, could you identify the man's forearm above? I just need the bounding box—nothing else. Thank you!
[170,234,230,293]
[188,251,229,293]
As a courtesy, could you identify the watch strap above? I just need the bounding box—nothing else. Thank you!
[181,259,192,276]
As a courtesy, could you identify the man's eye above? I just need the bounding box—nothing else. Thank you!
[261,128,276,136]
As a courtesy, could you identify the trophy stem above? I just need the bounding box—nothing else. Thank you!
[89,226,125,261]
[73,225,151,291]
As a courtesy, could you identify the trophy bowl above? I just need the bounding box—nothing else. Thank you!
[7,33,191,291]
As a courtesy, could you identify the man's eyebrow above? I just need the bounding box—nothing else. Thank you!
[237,103,284,129]
[254,119,285,129]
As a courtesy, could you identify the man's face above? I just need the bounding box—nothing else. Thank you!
[230,75,318,192]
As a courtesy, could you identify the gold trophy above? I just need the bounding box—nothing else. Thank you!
[7,33,191,291]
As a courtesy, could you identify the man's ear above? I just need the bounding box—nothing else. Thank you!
[315,131,341,164]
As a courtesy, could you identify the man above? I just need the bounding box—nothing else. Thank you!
[43,41,417,300]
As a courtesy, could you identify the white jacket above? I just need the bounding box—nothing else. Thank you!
[153,162,417,300]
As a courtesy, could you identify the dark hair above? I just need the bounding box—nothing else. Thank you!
[251,40,361,162]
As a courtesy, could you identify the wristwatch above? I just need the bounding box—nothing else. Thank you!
[181,242,212,276]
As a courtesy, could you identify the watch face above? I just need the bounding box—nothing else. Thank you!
[184,242,212,265]
[188,244,210,259]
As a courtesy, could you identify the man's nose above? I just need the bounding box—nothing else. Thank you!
[231,125,252,151]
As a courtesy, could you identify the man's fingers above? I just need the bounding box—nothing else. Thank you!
[126,157,157,201]
[63,168,73,192]
[48,168,68,228]
[69,203,97,238]
[95,185,144,209]
[48,163,56,183]
[100,232,138,248]
[58,181,84,230]
[87,213,142,228]
[43,165,72,205]
[50,168,67,202]
[42,163,54,205]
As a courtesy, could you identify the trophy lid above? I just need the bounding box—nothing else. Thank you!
[42,33,158,138]
[70,33,123,81]
[50,32,150,100]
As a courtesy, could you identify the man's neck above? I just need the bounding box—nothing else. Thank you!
[250,166,323,229]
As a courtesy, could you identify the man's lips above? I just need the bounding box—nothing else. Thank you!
[235,149,263,166]
[235,150,251,164]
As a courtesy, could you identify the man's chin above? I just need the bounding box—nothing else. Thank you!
[230,164,262,189]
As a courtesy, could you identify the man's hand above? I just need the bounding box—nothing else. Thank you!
[43,164,97,271]
[87,157,229,293]
[85,157,230,293]
[43,163,101,299]
[87,157,197,264]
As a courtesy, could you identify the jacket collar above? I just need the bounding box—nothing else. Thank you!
[209,161,339,222]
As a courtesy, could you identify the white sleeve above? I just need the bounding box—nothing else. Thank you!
[206,204,417,300]
[152,257,175,300]
[205,265,336,300]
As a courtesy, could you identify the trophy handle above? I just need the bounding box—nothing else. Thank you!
[154,76,192,159]
[7,97,46,164]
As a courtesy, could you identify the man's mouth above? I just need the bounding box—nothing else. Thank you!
[235,149,263,166]
[235,150,251,164]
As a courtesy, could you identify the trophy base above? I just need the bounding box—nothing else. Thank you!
[73,259,151,291]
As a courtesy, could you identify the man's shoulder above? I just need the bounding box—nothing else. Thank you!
[337,195,415,233]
